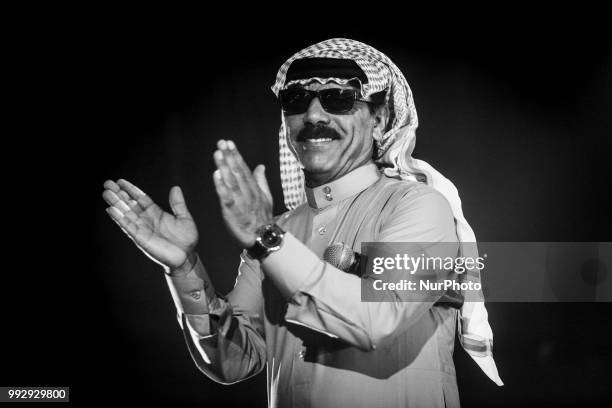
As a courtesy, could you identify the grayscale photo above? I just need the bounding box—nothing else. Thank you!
[4,11,610,408]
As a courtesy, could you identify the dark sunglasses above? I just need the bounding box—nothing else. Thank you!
[278,88,369,115]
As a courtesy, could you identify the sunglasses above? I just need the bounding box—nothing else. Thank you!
[278,88,370,115]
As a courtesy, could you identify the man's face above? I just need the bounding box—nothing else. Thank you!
[283,82,384,187]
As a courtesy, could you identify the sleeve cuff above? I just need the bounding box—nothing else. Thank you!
[165,255,216,315]
[260,232,325,300]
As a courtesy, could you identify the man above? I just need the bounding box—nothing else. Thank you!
[102,39,502,407]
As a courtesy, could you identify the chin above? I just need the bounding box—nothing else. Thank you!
[300,155,337,174]
[302,164,336,176]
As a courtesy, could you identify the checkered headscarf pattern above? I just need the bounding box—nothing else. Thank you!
[271,38,503,385]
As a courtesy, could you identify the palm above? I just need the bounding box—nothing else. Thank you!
[103,179,198,270]
[221,206,264,247]
[132,204,198,268]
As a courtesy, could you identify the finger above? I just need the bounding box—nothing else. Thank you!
[107,205,124,220]
[169,186,193,219]
[117,189,139,209]
[117,179,154,209]
[102,189,120,206]
[115,199,131,213]
[104,179,141,211]
[214,148,239,192]
[103,179,120,193]
[221,141,256,202]
[225,140,251,175]
[213,170,235,207]
[253,164,273,204]
[226,140,259,200]
[116,178,146,197]
[102,190,131,214]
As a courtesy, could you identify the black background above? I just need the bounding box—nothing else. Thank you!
[3,11,611,407]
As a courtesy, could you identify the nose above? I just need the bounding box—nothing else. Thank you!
[303,97,330,126]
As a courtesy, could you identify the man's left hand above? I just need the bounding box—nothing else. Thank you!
[213,139,274,249]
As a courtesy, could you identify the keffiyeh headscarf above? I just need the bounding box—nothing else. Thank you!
[271,38,503,386]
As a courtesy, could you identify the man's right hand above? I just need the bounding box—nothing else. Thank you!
[102,179,199,276]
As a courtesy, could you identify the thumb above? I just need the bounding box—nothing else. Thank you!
[169,186,192,219]
[253,165,273,204]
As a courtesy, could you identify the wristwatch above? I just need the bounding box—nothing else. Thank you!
[247,223,285,261]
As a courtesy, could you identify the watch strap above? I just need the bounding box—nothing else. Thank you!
[247,238,269,260]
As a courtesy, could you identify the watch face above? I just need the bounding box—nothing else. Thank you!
[262,226,282,247]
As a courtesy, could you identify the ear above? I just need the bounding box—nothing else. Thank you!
[372,104,390,140]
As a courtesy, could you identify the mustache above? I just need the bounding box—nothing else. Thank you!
[297,124,341,142]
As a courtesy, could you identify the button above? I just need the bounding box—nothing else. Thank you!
[323,186,333,201]
[189,290,201,300]
[317,226,327,235]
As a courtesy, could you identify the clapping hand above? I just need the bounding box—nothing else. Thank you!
[102,179,198,275]
[212,139,273,248]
